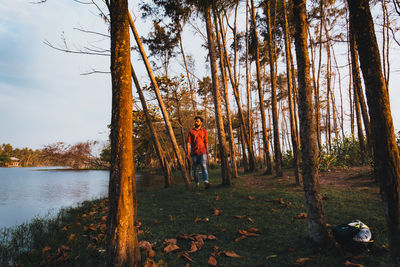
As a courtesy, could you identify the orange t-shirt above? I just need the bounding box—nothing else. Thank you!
[187,128,208,156]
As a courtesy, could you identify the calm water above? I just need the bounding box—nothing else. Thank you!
[0,167,162,228]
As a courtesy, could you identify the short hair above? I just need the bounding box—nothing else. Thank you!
[194,116,204,122]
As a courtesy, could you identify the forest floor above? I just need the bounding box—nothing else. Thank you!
[0,165,391,267]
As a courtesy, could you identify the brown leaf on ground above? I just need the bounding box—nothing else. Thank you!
[215,195,222,201]
[238,229,260,237]
[148,249,156,258]
[213,209,221,216]
[248,227,259,233]
[60,245,71,252]
[293,257,312,266]
[247,217,255,223]
[345,260,364,267]
[168,215,174,222]
[180,252,194,262]
[194,239,204,250]
[154,219,159,224]
[188,241,198,253]
[204,217,209,222]
[223,250,242,258]
[101,216,107,222]
[266,254,278,259]
[178,234,195,241]
[68,233,77,242]
[163,238,177,245]
[234,235,247,242]
[195,234,208,241]
[143,259,159,267]
[248,195,255,200]
[295,213,308,219]
[139,240,152,251]
[137,230,144,236]
[207,235,217,240]
[164,244,180,253]
[279,198,285,205]
[42,245,51,254]
[208,256,218,266]
[234,215,246,219]
[194,217,202,223]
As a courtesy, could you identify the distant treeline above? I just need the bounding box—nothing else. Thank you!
[0,142,109,169]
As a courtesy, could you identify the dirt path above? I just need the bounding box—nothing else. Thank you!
[238,165,378,192]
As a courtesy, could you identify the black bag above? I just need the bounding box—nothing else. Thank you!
[333,220,374,253]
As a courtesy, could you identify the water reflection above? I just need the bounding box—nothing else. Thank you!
[0,168,165,228]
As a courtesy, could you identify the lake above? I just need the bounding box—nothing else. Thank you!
[0,167,163,229]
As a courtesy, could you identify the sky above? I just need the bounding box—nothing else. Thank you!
[1,0,400,151]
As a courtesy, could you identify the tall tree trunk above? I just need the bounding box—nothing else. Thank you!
[250,0,272,174]
[219,11,257,172]
[107,1,140,265]
[205,6,231,186]
[283,0,300,185]
[214,10,238,178]
[246,0,253,152]
[349,21,373,155]
[292,0,331,247]
[239,124,249,172]
[266,0,283,177]
[354,83,366,157]
[348,1,400,265]
[131,65,172,187]
[129,13,192,190]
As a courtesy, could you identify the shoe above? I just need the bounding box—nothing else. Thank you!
[205,182,211,189]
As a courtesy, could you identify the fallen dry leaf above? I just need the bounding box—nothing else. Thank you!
[213,209,221,216]
[68,233,77,242]
[208,256,218,266]
[295,213,308,219]
[345,260,364,267]
[266,255,278,259]
[178,234,195,241]
[234,215,246,219]
[143,259,159,267]
[279,198,285,205]
[168,215,174,222]
[180,252,194,262]
[194,217,202,223]
[248,195,255,200]
[42,245,51,254]
[139,240,152,251]
[164,244,180,253]
[148,249,156,258]
[101,216,107,222]
[247,217,255,223]
[238,229,260,237]
[215,195,222,201]
[234,235,247,242]
[188,241,198,253]
[163,238,177,245]
[207,235,217,240]
[223,250,242,258]
[293,257,312,266]
[248,227,259,233]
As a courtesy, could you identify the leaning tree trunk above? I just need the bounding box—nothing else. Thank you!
[349,22,373,156]
[128,13,192,190]
[348,1,400,265]
[205,6,231,186]
[266,0,283,177]
[131,65,172,187]
[107,0,140,265]
[283,0,300,185]
[218,12,257,173]
[214,11,238,178]
[292,0,331,247]
[250,0,272,174]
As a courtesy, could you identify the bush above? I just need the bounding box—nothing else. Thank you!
[282,150,295,168]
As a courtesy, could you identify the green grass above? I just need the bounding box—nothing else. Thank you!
[0,168,391,266]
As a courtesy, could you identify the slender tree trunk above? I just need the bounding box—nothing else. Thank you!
[107,1,140,265]
[250,0,272,174]
[266,0,283,177]
[246,0,253,150]
[283,0,300,185]
[214,10,238,178]
[354,83,366,156]
[131,65,172,187]
[348,1,400,265]
[239,124,249,172]
[349,22,373,155]
[205,6,231,186]
[292,0,331,247]
[129,13,192,190]
[219,11,257,172]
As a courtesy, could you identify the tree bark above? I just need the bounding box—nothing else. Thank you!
[250,0,272,174]
[131,65,172,187]
[214,10,238,178]
[283,0,301,185]
[107,0,140,265]
[128,13,192,190]
[266,0,283,177]
[205,6,231,186]
[348,0,400,265]
[292,0,331,247]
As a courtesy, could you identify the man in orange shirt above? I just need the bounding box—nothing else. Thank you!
[187,116,211,189]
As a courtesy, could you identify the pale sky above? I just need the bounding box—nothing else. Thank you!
[1,0,400,150]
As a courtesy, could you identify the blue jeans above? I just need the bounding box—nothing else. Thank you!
[192,154,208,184]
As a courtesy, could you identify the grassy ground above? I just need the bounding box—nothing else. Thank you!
[0,167,391,266]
